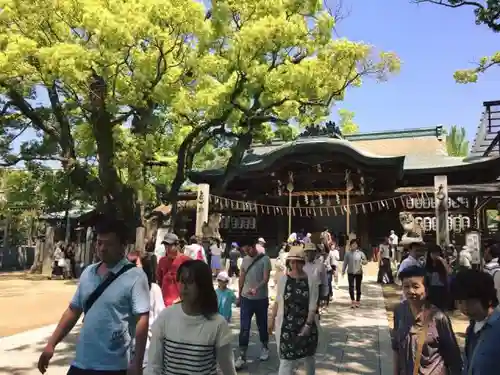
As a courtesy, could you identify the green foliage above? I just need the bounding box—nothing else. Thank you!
[415,1,500,82]
[0,167,91,212]
[337,109,359,135]
[445,125,469,157]
[0,0,400,216]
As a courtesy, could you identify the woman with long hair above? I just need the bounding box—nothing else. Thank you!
[392,266,462,375]
[269,246,319,375]
[147,260,236,375]
[424,245,450,310]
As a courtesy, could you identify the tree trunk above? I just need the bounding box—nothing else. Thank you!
[215,133,253,195]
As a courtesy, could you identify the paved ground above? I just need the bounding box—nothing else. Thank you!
[0,270,392,375]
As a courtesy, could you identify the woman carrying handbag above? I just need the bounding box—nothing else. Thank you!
[391,265,462,375]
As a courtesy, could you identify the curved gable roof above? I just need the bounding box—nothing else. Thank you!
[189,137,405,185]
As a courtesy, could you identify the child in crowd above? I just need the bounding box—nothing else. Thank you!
[216,271,236,322]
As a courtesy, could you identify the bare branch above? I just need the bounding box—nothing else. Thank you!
[414,0,485,10]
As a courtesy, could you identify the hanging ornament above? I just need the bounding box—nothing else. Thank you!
[335,193,340,204]
[318,194,323,205]
[296,200,301,208]
[317,164,322,173]
[310,200,316,207]
[325,197,331,206]
[304,195,309,205]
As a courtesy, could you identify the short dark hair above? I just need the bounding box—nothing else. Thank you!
[350,238,359,246]
[94,216,128,244]
[398,265,427,282]
[177,260,218,319]
[490,243,500,258]
[451,269,499,308]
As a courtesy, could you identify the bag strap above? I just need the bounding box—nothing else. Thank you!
[243,254,266,281]
[84,263,136,314]
[413,310,431,375]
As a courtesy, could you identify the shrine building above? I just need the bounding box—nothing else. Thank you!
[179,102,500,252]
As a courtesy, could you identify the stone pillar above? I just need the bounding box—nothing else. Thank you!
[195,184,210,237]
[434,175,449,247]
[41,226,55,275]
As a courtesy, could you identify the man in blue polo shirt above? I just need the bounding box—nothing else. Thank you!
[38,217,150,375]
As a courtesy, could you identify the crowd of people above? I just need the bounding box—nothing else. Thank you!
[36,217,500,375]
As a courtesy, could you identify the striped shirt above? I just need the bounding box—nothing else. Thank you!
[146,303,235,375]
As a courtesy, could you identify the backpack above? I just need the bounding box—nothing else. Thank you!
[484,263,500,278]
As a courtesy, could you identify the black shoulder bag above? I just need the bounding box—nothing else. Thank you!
[83,263,136,315]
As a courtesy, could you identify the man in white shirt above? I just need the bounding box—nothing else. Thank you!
[389,230,399,263]
[324,244,340,299]
[397,240,422,276]
[484,241,500,302]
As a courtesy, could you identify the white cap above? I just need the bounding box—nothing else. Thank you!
[257,237,266,244]
[216,271,230,282]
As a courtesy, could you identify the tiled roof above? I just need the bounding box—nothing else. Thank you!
[470,101,500,157]
[351,136,447,157]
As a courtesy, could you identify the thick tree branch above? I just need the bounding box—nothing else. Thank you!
[0,155,67,167]
[0,83,60,140]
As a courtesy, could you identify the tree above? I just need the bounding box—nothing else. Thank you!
[337,109,359,135]
[0,0,209,226]
[165,0,401,199]
[415,0,500,82]
[0,0,400,228]
[445,125,469,156]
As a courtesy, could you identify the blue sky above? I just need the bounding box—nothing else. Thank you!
[10,0,497,158]
[331,0,499,141]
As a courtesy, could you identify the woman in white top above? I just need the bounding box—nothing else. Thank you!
[142,262,165,369]
[269,246,319,375]
[146,259,236,375]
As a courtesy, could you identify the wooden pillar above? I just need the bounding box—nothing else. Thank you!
[195,184,210,237]
[434,175,449,247]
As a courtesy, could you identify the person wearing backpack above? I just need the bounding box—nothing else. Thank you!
[37,216,150,375]
[483,240,500,302]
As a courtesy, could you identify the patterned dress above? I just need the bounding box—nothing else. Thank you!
[279,276,319,360]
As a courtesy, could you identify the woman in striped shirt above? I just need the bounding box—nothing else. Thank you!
[146,260,236,375]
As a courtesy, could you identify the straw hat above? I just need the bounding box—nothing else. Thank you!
[287,246,305,261]
[303,243,317,252]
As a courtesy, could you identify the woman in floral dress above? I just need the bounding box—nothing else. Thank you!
[269,246,319,375]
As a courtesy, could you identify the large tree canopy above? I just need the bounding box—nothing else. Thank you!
[415,0,500,82]
[0,0,400,225]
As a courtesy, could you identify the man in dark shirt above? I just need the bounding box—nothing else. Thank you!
[451,269,500,375]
